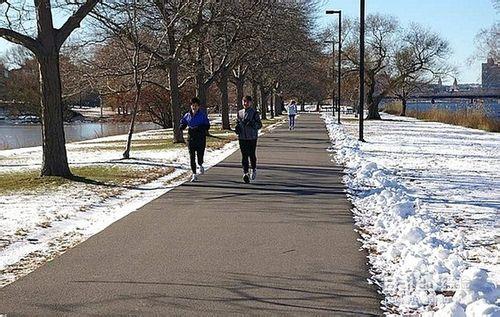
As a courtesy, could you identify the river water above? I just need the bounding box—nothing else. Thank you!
[0,121,161,150]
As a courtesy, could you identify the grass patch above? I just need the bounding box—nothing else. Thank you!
[381,102,499,132]
[73,165,174,186]
[382,102,402,115]
[80,139,183,152]
[0,171,69,193]
[207,134,238,149]
[407,108,500,132]
[73,165,147,184]
[0,165,173,194]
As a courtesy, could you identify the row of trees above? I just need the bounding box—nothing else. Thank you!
[4,1,488,177]
[322,14,452,119]
[0,0,326,177]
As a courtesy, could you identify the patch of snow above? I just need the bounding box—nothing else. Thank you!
[0,128,241,286]
[322,113,499,315]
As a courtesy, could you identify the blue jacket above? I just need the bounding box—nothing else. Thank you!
[180,109,210,144]
[180,109,210,130]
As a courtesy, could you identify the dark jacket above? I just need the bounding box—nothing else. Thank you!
[180,109,210,147]
[235,107,262,140]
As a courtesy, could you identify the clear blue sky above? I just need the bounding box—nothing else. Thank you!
[317,0,498,84]
[1,1,497,84]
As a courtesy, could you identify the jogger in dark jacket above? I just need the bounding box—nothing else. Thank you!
[180,97,210,182]
[235,95,262,183]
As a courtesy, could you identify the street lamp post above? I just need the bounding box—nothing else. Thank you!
[324,39,335,117]
[359,0,365,141]
[326,10,342,125]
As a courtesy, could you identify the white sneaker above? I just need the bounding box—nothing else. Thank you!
[190,174,198,182]
[199,165,205,175]
[251,169,257,180]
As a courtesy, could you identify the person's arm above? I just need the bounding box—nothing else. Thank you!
[180,113,188,130]
[205,112,211,131]
[253,111,263,130]
[234,111,242,134]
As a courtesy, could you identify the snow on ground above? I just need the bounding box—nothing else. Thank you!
[323,113,499,316]
[0,119,283,287]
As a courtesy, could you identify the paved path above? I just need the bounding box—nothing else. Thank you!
[0,113,382,316]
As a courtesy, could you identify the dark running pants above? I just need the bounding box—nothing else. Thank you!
[239,139,258,174]
[289,114,296,128]
[189,140,206,174]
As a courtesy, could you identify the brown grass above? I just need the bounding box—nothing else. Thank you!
[382,102,402,115]
[382,101,499,132]
[407,108,500,132]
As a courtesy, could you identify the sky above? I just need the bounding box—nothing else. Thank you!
[317,0,498,84]
[0,1,498,84]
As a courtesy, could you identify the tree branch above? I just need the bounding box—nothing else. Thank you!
[0,28,41,54]
[56,0,100,49]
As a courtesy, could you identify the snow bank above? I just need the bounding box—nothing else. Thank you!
[322,113,499,315]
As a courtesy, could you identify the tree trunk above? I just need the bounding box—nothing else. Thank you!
[252,80,259,110]
[366,99,382,119]
[270,91,274,119]
[316,101,320,112]
[123,84,141,159]
[196,81,207,108]
[219,71,230,130]
[168,63,184,143]
[236,79,244,111]
[259,85,268,120]
[301,101,305,112]
[365,75,381,120]
[274,94,282,116]
[39,52,71,177]
[400,98,407,116]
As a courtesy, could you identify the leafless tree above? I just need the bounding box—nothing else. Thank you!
[0,0,100,177]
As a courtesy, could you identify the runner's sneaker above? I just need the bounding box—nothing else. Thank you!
[190,174,198,182]
[243,173,250,184]
[199,165,205,175]
[250,169,257,180]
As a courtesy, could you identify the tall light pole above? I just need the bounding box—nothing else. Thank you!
[326,10,342,125]
[358,0,365,141]
[324,39,335,117]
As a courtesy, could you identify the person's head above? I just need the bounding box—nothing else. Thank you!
[242,95,253,109]
[291,100,296,105]
[191,97,200,112]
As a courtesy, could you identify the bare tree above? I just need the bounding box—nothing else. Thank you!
[342,15,451,119]
[472,23,499,62]
[0,0,99,177]
[392,24,451,116]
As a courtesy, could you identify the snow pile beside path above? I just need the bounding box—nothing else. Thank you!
[322,114,499,315]
[430,268,499,317]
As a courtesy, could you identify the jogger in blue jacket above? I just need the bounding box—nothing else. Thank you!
[180,97,210,182]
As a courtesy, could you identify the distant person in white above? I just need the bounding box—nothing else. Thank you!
[287,100,298,130]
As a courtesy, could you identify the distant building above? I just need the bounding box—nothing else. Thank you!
[451,78,459,92]
[482,58,500,89]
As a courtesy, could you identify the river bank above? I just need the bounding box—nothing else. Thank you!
[382,102,500,132]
